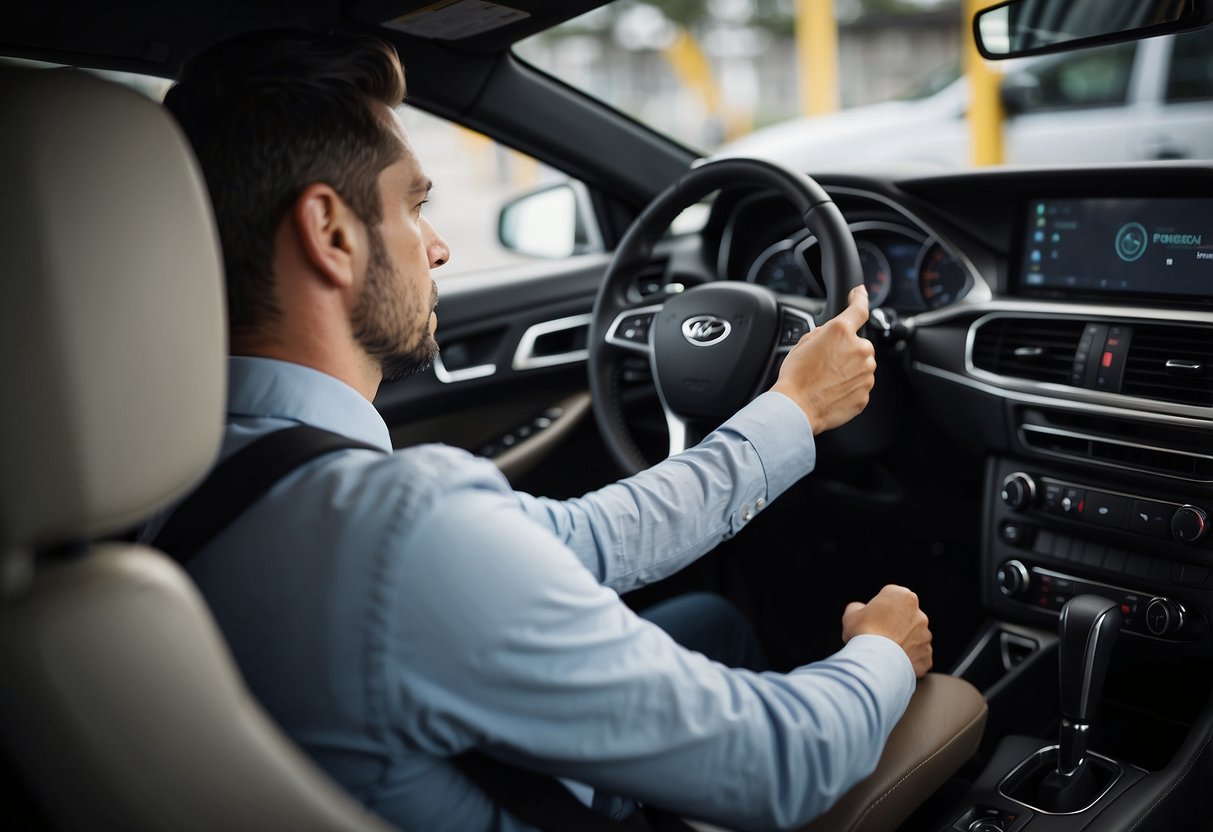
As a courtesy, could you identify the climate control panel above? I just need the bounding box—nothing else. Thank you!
[985,458,1213,653]
[999,472,1209,545]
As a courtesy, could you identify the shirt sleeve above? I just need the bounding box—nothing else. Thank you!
[513,390,816,593]
[392,480,915,832]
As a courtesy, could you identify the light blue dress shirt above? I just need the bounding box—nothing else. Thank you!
[188,356,915,831]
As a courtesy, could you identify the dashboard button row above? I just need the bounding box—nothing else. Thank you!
[1039,477,1208,545]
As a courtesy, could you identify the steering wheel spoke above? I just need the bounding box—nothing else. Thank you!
[663,407,693,457]
[603,303,662,355]
[775,305,816,353]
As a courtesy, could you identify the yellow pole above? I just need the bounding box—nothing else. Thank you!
[662,26,752,140]
[964,0,1004,165]
[796,0,839,116]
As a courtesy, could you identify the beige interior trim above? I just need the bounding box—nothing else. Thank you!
[686,673,987,832]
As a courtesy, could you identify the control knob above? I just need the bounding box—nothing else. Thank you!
[1171,505,1208,544]
[1001,473,1036,511]
[1145,597,1186,636]
[997,559,1030,598]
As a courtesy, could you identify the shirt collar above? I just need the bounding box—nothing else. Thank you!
[226,356,393,451]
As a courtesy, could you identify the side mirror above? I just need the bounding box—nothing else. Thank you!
[975,0,1212,59]
[1000,71,1042,115]
[498,182,598,259]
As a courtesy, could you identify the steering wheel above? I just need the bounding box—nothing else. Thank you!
[588,157,862,475]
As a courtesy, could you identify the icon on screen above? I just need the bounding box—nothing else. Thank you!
[1115,222,1148,262]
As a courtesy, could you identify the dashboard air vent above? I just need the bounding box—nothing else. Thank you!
[1121,324,1213,408]
[972,318,1085,385]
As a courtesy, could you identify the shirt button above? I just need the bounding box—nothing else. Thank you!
[741,506,752,522]
[756,498,766,509]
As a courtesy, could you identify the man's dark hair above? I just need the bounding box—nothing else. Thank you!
[165,30,406,338]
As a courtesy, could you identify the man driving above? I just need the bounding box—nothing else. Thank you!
[161,28,932,831]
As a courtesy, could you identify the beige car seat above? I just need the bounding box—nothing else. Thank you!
[0,66,392,832]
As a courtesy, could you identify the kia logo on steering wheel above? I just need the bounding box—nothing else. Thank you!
[681,315,731,347]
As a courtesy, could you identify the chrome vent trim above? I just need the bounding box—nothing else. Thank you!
[1018,423,1213,484]
[971,317,1085,384]
[963,312,1213,421]
[1122,323,1213,408]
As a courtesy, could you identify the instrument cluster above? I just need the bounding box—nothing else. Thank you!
[745,221,971,312]
[716,191,975,313]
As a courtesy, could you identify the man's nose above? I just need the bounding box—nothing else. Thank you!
[423,217,450,268]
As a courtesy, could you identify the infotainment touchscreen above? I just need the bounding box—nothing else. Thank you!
[1021,198,1213,301]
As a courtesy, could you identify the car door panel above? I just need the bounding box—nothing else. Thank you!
[375,254,611,480]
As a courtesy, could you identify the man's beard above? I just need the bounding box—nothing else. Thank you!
[351,227,439,384]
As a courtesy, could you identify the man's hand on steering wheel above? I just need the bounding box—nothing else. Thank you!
[771,285,876,436]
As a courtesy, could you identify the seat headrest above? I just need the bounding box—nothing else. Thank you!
[0,67,226,557]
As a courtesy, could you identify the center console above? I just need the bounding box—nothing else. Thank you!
[933,456,1213,832]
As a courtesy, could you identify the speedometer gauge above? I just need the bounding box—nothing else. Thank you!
[856,239,892,307]
[916,242,969,310]
[747,240,813,296]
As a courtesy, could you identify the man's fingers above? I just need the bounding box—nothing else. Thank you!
[834,284,870,333]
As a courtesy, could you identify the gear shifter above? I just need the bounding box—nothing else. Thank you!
[1056,594,1122,776]
[1001,594,1124,814]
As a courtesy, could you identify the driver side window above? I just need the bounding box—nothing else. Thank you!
[400,107,599,278]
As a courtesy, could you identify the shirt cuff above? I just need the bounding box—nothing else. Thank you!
[719,390,816,499]
[841,633,917,688]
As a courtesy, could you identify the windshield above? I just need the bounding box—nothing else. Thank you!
[516,1,1213,169]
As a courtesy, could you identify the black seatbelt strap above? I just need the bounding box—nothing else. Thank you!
[152,424,382,564]
[151,423,693,832]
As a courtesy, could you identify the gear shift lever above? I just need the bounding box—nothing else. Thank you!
[1056,594,1122,776]
[1002,594,1124,814]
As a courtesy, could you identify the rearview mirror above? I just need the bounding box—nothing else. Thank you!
[975,0,1212,59]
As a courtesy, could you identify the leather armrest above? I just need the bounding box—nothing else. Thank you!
[798,673,988,832]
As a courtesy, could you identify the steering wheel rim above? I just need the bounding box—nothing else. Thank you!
[589,157,862,476]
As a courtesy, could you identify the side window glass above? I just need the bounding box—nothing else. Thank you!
[1165,28,1213,102]
[1028,42,1137,110]
[399,107,598,278]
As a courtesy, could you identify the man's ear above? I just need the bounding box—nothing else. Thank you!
[291,183,366,289]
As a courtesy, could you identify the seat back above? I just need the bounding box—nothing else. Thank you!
[0,66,391,832]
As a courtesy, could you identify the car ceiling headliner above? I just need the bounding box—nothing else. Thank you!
[1,0,610,78]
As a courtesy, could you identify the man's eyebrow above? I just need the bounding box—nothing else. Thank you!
[410,178,433,196]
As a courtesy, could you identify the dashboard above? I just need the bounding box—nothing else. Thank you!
[698,162,1213,657]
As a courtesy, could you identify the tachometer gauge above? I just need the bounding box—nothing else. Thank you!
[747,240,813,296]
[916,242,969,310]
[856,239,893,307]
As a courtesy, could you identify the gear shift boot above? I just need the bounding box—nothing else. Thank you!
[1000,746,1121,814]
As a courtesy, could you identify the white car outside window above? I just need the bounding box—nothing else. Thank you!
[715,29,1213,171]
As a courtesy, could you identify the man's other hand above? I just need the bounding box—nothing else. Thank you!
[770,284,876,435]
[841,584,934,678]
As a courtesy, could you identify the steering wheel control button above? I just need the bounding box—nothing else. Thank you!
[1171,505,1208,544]
[618,313,655,345]
[778,310,812,347]
[1000,473,1036,511]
